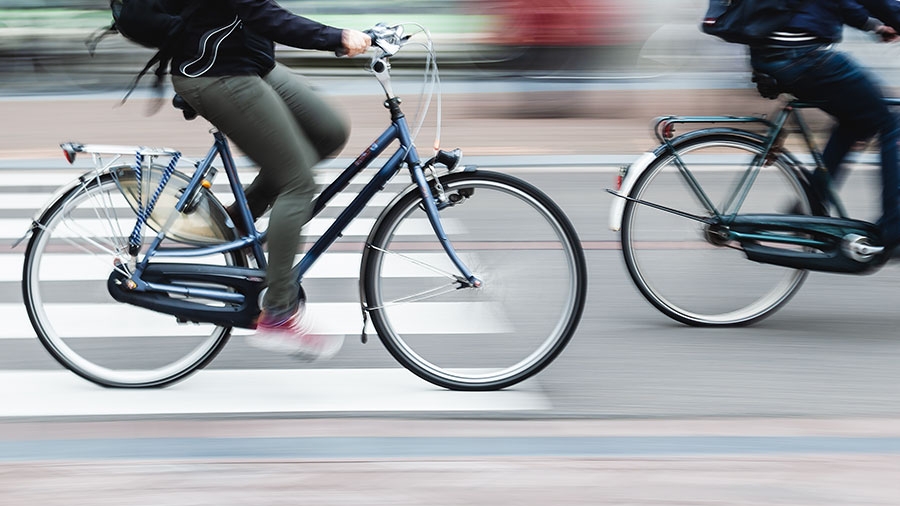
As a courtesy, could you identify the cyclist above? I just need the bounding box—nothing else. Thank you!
[168,0,370,359]
[748,0,900,248]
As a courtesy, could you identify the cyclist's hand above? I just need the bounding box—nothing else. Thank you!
[876,25,899,42]
[340,29,371,57]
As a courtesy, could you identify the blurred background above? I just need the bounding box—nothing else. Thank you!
[0,0,647,93]
[3,0,900,94]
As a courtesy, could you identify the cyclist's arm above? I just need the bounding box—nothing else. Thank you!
[856,0,900,32]
[787,1,880,41]
[837,0,883,32]
[226,0,344,51]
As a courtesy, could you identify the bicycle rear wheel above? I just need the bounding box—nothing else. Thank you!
[621,134,810,326]
[362,170,587,391]
[22,167,243,388]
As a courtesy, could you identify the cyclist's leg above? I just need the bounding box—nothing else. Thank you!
[801,51,892,186]
[875,113,900,246]
[172,74,319,313]
[232,65,351,219]
[752,47,900,235]
[264,63,350,159]
[799,52,900,245]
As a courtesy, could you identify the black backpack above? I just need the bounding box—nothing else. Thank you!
[89,0,202,102]
[111,0,188,50]
[702,0,803,45]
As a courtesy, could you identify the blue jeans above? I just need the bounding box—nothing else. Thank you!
[751,45,900,245]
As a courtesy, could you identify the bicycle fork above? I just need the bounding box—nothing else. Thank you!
[410,163,482,289]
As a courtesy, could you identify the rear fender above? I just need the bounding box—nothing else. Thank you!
[608,150,659,232]
[608,128,806,231]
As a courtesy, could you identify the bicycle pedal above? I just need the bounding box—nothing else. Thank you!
[841,234,884,262]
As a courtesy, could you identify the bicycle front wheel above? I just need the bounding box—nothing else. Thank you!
[22,168,243,388]
[621,134,810,326]
[362,170,587,391]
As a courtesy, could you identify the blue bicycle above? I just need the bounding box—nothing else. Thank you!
[20,24,587,390]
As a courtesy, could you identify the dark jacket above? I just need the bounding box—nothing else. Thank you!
[785,0,900,42]
[167,0,343,77]
[858,0,900,31]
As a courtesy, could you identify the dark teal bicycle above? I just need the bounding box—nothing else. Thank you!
[608,97,900,326]
[20,24,587,390]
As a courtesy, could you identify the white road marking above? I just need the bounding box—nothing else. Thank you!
[0,301,512,339]
[0,190,396,210]
[0,369,551,417]
[0,170,347,187]
[0,217,459,239]
[3,252,460,282]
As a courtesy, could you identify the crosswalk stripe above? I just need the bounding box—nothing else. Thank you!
[0,190,398,211]
[0,369,551,417]
[0,301,513,339]
[3,252,460,282]
[0,216,460,239]
[0,170,359,188]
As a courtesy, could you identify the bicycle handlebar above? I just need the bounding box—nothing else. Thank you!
[335,23,410,58]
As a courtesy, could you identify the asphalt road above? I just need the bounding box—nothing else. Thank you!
[1,88,900,505]
[1,159,899,419]
[0,88,899,418]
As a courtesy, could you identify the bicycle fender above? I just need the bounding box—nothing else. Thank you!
[22,169,110,241]
[608,127,789,232]
[15,168,109,247]
[608,151,659,232]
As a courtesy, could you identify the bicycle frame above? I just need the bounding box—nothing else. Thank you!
[611,98,900,232]
[652,101,847,220]
[610,101,820,231]
[121,100,478,311]
[41,33,482,329]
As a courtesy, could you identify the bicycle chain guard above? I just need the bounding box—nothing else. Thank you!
[108,263,266,328]
[728,214,886,274]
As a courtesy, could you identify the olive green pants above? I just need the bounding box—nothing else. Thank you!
[172,64,349,313]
